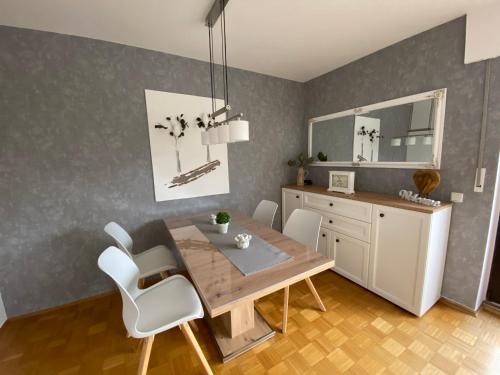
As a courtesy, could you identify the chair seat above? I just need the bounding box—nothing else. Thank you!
[133,245,178,278]
[134,275,204,337]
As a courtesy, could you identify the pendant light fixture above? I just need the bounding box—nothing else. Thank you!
[390,138,402,147]
[423,135,433,145]
[205,0,249,144]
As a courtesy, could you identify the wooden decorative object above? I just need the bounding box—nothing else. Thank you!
[413,170,441,198]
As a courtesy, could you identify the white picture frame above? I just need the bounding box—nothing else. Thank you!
[328,171,355,194]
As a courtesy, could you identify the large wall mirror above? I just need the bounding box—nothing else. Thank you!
[308,89,447,169]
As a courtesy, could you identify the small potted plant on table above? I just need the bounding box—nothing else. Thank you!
[216,211,231,234]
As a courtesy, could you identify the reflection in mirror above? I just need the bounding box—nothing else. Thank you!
[311,115,354,162]
[309,89,444,168]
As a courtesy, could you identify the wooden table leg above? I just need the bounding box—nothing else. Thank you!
[221,301,255,338]
[305,277,326,312]
[204,300,275,362]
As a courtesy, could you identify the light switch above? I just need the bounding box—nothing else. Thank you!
[450,192,464,203]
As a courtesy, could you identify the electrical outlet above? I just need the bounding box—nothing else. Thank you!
[450,192,464,203]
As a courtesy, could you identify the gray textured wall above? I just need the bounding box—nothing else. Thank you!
[0,26,305,317]
[1,17,498,316]
[305,17,500,309]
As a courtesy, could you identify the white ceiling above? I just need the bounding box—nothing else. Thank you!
[0,0,496,82]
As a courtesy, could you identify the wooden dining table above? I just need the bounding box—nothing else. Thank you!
[163,209,335,362]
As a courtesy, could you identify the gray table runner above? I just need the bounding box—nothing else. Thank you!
[192,218,292,276]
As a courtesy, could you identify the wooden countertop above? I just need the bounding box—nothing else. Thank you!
[283,185,452,214]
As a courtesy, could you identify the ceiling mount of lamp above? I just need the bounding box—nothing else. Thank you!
[204,0,249,144]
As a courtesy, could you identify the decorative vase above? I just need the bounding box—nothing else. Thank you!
[413,170,441,198]
[297,167,306,186]
[217,222,229,234]
[209,214,217,225]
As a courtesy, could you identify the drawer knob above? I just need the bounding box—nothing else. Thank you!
[322,233,326,237]
[296,195,300,199]
[379,213,385,218]
[329,203,333,207]
[336,239,340,243]
[329,220,333,224]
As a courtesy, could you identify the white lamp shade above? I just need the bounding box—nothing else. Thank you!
[217,124,230,143]
[208,127,219,144]
[201,131,210,145]
[405,136,416,146]
[391,138,401,146]
[229,120,249,143]
[423,135,433,145]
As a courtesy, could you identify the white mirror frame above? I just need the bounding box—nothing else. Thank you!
[308,88,447,169]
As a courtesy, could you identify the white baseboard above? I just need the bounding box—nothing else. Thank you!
[0,293,7,327]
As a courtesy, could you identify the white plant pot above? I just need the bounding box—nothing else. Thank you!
[236,240,250,249]
[217,223,229,234]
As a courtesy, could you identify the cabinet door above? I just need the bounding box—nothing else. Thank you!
[331,232,369,287]
[369,205,429,312]
[282,189,303,229]
[318,227,330,258]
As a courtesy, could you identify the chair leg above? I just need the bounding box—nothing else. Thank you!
[135,338,143,353]
[282,286,289,334]
[180,322,213,375]
[137,335,154,375]
[138,278,146,289]
[160,271,169,279]
[188,319,199,333]
[305,277,326,312]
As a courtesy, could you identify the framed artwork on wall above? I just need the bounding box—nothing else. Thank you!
[144,90,230,201]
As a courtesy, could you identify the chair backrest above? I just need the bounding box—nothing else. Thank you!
[104,222,133,257]
[98,246,141,336]
[252,200,279,228]
[283,209,322,251]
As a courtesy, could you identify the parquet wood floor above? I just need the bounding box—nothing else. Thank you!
[2,271,500,374]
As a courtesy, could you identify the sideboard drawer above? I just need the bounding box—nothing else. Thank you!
[304,192,372,223]
[309,208,371,242]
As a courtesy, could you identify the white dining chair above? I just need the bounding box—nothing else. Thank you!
[104,222,178,286]
[281,209,326,333]
[252,200,279,228]
[98,246,213,375]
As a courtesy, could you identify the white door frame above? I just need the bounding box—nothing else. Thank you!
[476,152,500,309]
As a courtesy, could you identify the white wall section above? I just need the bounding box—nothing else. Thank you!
[465,2,500,64]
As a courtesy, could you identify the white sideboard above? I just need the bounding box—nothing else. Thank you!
[282,185,452,316]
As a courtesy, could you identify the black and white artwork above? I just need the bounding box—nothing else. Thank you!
[145,90,230,201]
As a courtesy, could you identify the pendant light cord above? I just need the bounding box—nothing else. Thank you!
[207,0,230,120]
[208,21,216,116]
[220,0,229,106]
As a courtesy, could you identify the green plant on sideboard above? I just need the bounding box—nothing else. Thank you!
[287,153,314,186]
